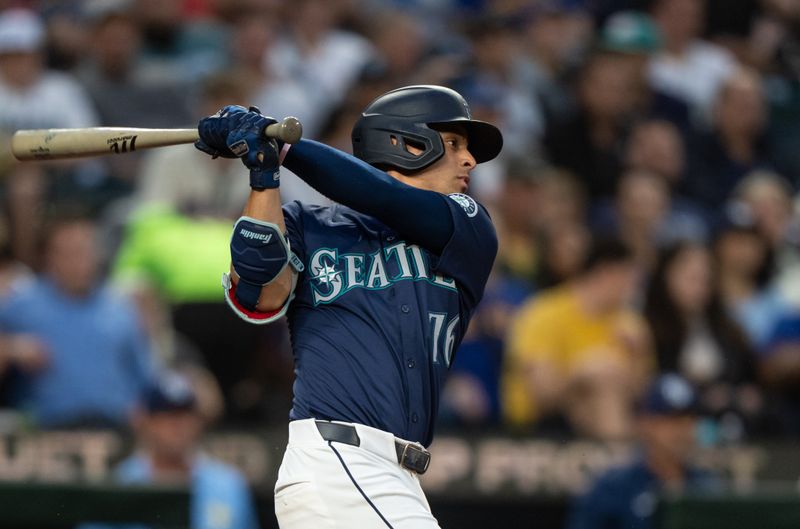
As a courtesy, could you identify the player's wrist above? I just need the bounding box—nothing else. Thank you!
[250,167,280,190]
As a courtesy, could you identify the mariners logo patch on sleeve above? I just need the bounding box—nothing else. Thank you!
[448,193,478,217]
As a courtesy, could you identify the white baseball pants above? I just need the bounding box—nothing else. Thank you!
[274,419,441,528]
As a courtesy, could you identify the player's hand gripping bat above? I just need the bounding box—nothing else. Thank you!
[10,117,303,161]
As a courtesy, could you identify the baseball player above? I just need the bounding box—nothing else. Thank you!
[194,85,503,528]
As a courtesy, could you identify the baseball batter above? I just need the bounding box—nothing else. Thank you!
[194,85,503,528]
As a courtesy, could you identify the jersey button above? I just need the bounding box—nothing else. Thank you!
[411,413,419,423]
[401,304,410,313]
[407,359,415,368]
[386,235,396,242]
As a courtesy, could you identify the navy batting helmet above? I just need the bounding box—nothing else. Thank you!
[351,85,503,172]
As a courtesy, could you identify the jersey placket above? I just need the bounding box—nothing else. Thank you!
[383,230,426,441]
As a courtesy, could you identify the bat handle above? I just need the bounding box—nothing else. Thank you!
[265,117,302,144]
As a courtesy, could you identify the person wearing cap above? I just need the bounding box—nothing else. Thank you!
[566,374,719,529]
[0,8,101,265]
[0,8,98,133]
[81,371,259,529]
[598,10,691,133]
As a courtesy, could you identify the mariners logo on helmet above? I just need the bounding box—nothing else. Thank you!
[351,85,503,172]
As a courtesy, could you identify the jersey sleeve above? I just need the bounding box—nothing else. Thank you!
[430,193,498,309]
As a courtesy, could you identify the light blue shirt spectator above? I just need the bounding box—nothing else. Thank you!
[733,285,792,351]
[0,278,154,428]
[81,452,259,529]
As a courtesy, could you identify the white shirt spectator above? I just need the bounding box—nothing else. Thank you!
[648,40,737,125]
[268,30,376,138]
[0,70,98,132]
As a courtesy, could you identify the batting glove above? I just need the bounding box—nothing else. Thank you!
[195,105,251,159]
[226,109,281,190]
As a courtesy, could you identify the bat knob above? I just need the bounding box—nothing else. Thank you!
[266,117,303,144]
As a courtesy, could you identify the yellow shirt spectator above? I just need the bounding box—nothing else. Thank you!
[503,262,653,440]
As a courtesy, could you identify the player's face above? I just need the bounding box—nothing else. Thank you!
[393,126,477,195]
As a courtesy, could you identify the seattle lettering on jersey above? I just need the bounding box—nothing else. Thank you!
[308,241,457,305]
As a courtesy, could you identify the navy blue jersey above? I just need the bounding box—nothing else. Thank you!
[282,193,496,446]
[566,457,720,529]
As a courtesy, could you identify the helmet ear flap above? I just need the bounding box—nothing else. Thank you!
[352,117,444,172]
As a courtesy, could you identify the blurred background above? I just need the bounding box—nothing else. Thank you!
[0,0,798,528]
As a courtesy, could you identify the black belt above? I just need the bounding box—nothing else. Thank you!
[315,420,431,475]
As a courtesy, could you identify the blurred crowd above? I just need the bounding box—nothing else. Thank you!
[0,0,798,456]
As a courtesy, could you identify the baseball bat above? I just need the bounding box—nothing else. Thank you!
[10,116,303,161]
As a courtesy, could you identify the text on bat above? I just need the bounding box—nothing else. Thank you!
[107,135,138,154]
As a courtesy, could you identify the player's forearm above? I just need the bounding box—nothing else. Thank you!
[241,188,286,229]
[283,140,453,253]
[233,189,293,311]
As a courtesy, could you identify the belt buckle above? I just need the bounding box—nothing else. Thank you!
[400,443,431,475]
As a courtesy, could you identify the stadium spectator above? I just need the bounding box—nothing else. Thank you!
[364,8,458,89]
[536,219,592,290]
[0,8,97,132]
[131,71,253,219]
[566,374,719,529]
[77,0,192,129]
[535,167,588,234]
[714,208,789,350]
[625,119,687,187]
[133,0,228,84]
[41,1,90,72]
[685,69,773,210]
[266,0,375,139]
[731,171,800,307]
[491,160,545,287]
[81,371,259,529]
[503,238,652,440]
[624,119,714,237]
[0,8,102,265]
[517,166,591,290]
[544,51,639,199]
[644,241,764,439]
[224,10,331,205]
[518,0,591,126]
[76,0,192,187]
[228,11,309,140]
[0,213,155,429]
[456,14,544,160]
[648,0,738,124]
[592,169,709,272]
[598,11,692,133]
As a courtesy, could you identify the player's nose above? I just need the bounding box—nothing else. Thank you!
[462,148,476,170]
